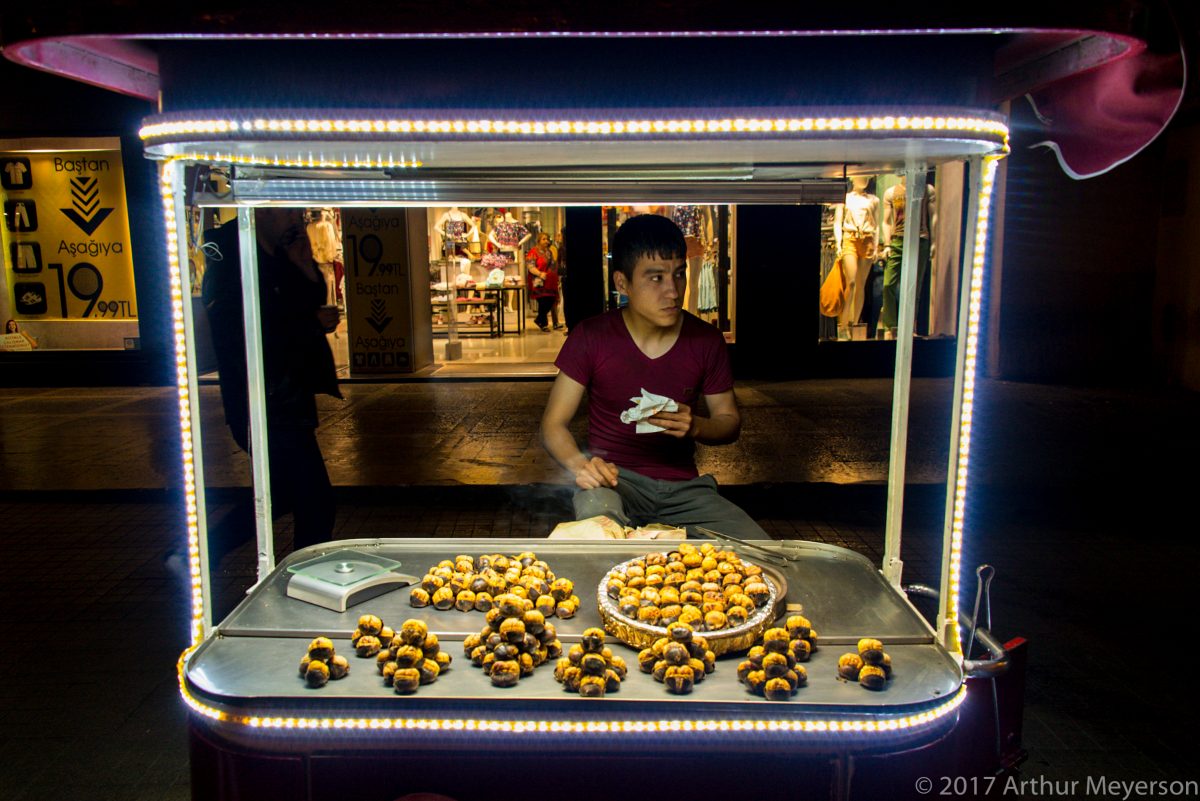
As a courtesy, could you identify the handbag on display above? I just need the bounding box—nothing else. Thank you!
[819,257,846,318]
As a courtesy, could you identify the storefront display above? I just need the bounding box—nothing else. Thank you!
[820,169,961,342]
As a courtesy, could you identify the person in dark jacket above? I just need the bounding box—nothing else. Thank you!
[199,208,342,570]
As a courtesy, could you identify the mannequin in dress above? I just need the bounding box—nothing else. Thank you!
[306,209,341,307]
[832,177,880,339]
[671,205,715,315]
[435,207,478,258]
[880,177,937,338]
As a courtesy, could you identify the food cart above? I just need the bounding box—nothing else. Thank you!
[138,104,1014,800]
[0,0,1183,789]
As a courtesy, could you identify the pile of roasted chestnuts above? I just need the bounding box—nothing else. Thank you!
[736,615,818,701]
[637,621,717,694]
[605,543,772,632]
[463,593,564,688]
[553,627,628,697]
[837,638,893,690]
[356,616,454,695]
[410,552,581,619]
[298,636,351,688]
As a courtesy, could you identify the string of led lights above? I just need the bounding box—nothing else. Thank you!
[176,647,967,735]
[942,155,1001,654]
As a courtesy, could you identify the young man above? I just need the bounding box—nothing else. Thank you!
[541,213,767,539]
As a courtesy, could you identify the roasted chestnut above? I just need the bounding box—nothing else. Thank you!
[786,614,812,640]
[664,665,695,694]
[790,638,812,663]
[523,610,546,634]
[744,582,771,607]
[418,658,440,685]
[838,653,864,681]
[431,586,455,611]
[307,637,335,662]
[579,675,606,697]
[858,638,885,665]
[394,645,423,669]
[355,636,382,658]
[305,660,330,688]
[490,660,520,687]
[761,628,790,654]
[500,618,526,643]
[392,667,420,694]
[667,622,694,643]
[454,590,476,612]
[663,642,689,666]
[763,677,792,701]
[859,665,887,690]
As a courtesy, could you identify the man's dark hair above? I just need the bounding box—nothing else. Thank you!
[610,213,687,280]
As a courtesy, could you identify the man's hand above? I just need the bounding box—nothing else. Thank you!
[575,456,619,490]
[649,403,697,439]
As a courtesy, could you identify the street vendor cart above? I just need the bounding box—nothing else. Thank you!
[3,4,1184,795]
[139,102,1010,799]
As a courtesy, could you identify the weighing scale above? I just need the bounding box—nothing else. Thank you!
[285,549,419,612]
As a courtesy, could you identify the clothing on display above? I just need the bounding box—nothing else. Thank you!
[671,205,703,238]
[697,257,719,314]
[882,182,932,240]
[443,219,470,242]
[306,216,341,265]
[481,252,511,270]
[492,221,529,248]
[840,191,879,237]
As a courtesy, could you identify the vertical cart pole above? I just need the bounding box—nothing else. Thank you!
[237,208,275,581]
[882,162,927,587]
[163,160,213,641]
[938,155,998,652]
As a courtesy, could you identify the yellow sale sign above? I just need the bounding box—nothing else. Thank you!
[2,146,137,320]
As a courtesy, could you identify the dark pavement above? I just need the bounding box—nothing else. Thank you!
[1,377,1198,800]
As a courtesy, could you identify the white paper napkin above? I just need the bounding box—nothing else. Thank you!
[619,388,678,433]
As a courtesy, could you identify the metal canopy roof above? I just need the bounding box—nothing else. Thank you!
[144,106,1008,205]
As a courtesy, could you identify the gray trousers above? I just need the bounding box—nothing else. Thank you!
[573,468,767,539]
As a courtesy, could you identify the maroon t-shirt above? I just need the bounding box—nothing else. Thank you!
[555,309,734,481]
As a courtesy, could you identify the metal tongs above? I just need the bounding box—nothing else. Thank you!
[693,526,792,567]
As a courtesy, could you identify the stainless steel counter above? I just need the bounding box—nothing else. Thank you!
[188,538,961,722]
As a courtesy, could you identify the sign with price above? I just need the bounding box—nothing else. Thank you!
[1,141,138,322]
[342,208,431,374]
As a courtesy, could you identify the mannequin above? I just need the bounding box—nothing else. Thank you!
[671,205,716,316]
[832,177,879,340]
[306,209,341,307]
[487,212,531,313]
[435,207,478,257]
[880,177,937,338]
